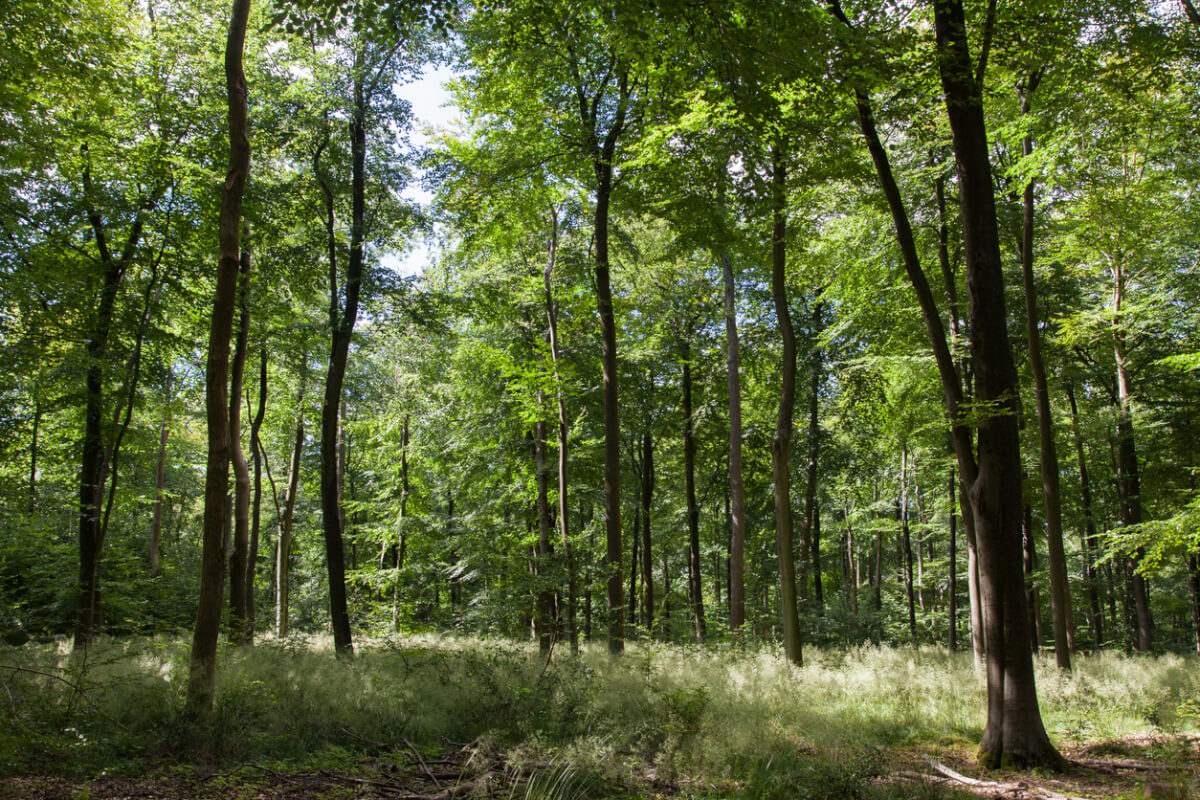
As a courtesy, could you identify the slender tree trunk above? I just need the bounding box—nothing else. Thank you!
[932,0,1061,768]
[150,373,172,579]
[1067,384,1103,648]
[1018,75,1073,669]
[723,252,747,635]
[247,346,267,641]
[900,448,918,647]
[1112,259,1152,652]
[639,429,655,634]
[681,338,705,641]
[1023,500,1041,653]
[533,417,556,657]
[629,482,639,629]
[801,302,824,613]
[276,371,305,638]
[74,165,156,649]
[186,0,250,716]
[949,466,958,651]
[769,143,802,667]
[28,400,40,514]
[543,208,578,653]
[579,70,630,656]
[1189,553,1200,655]
[228,240,253,646]
[317,69,368,657]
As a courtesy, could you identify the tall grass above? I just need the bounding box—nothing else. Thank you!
[1,633,1195,792]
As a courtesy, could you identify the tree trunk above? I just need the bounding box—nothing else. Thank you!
[186,0,250,716]
[1023,500,1041,653]
[74,159,156,650]
[946,466,957,650]
[681,339,705,641]
[228,240,253,646]
[639,429,655,634]
[900,448,918,647]
[1018,74,1073,670]
[769,142,802,667]
[801,302,824,614]
[723,252,747,635]
[543,207,578,653]
[317,68,368,657]
[1112,259,1152,652]
[1067,384,1103,649]
[533,418,556,657]
[29,400,40,514]
[150,372,172,579]
[932,0,1061,768]
[276,370,305,638]
[248,346,267,641]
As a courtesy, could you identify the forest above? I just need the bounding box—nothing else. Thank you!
[2,0,1200,797]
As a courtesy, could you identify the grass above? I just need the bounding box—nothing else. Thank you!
[0,633,1196,798]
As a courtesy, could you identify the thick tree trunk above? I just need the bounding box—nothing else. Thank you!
[681,339,705,641]
[186,0,250,716]
[722,252,747,635]
[932,0,1061,769]
[769,143,802,667]
[1018,75,1073,669]
[228,241,252,645]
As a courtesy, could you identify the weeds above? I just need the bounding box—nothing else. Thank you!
[1,634,1197,796]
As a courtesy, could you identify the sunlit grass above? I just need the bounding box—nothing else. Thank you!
[1,632,1196,793]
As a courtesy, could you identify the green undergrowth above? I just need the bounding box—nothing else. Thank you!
[0,634,1196,797]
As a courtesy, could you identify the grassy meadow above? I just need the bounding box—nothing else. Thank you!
[1,635,1197,798]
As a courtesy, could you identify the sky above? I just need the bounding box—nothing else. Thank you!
[381,63,458,278]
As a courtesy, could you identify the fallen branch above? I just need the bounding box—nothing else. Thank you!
[923,758,1089,800]
[405,737,444,790]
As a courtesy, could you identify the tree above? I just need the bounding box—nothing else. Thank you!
[187,0,252,717]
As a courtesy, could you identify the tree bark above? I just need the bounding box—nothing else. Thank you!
[932,0,1062,769]
[543,207,578,653]
[639,428,655,634]
[228,238,252,646]
[74,155,157,649]
[800,301,824,613]
[900,448,918,647]
[579,68,631,656]
[949,466,958,651]
[532,417,556,657]
[769,142,802,667]
[681,338,705,641]
[150,372,172,579]
[1112,258,1152,651]
[186,0,250,716]
[1018,74,1073,669]
[316,68,369,657]
[247,345,267,640]
[1066,383,1104,648]
[276,368,305,638]
[722,252,747,635]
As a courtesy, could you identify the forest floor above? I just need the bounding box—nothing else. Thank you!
[1,735,1196,800]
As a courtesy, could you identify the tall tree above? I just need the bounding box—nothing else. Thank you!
[187,0,252,717]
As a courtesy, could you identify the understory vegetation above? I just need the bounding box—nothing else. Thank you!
[2,636,1197,796]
